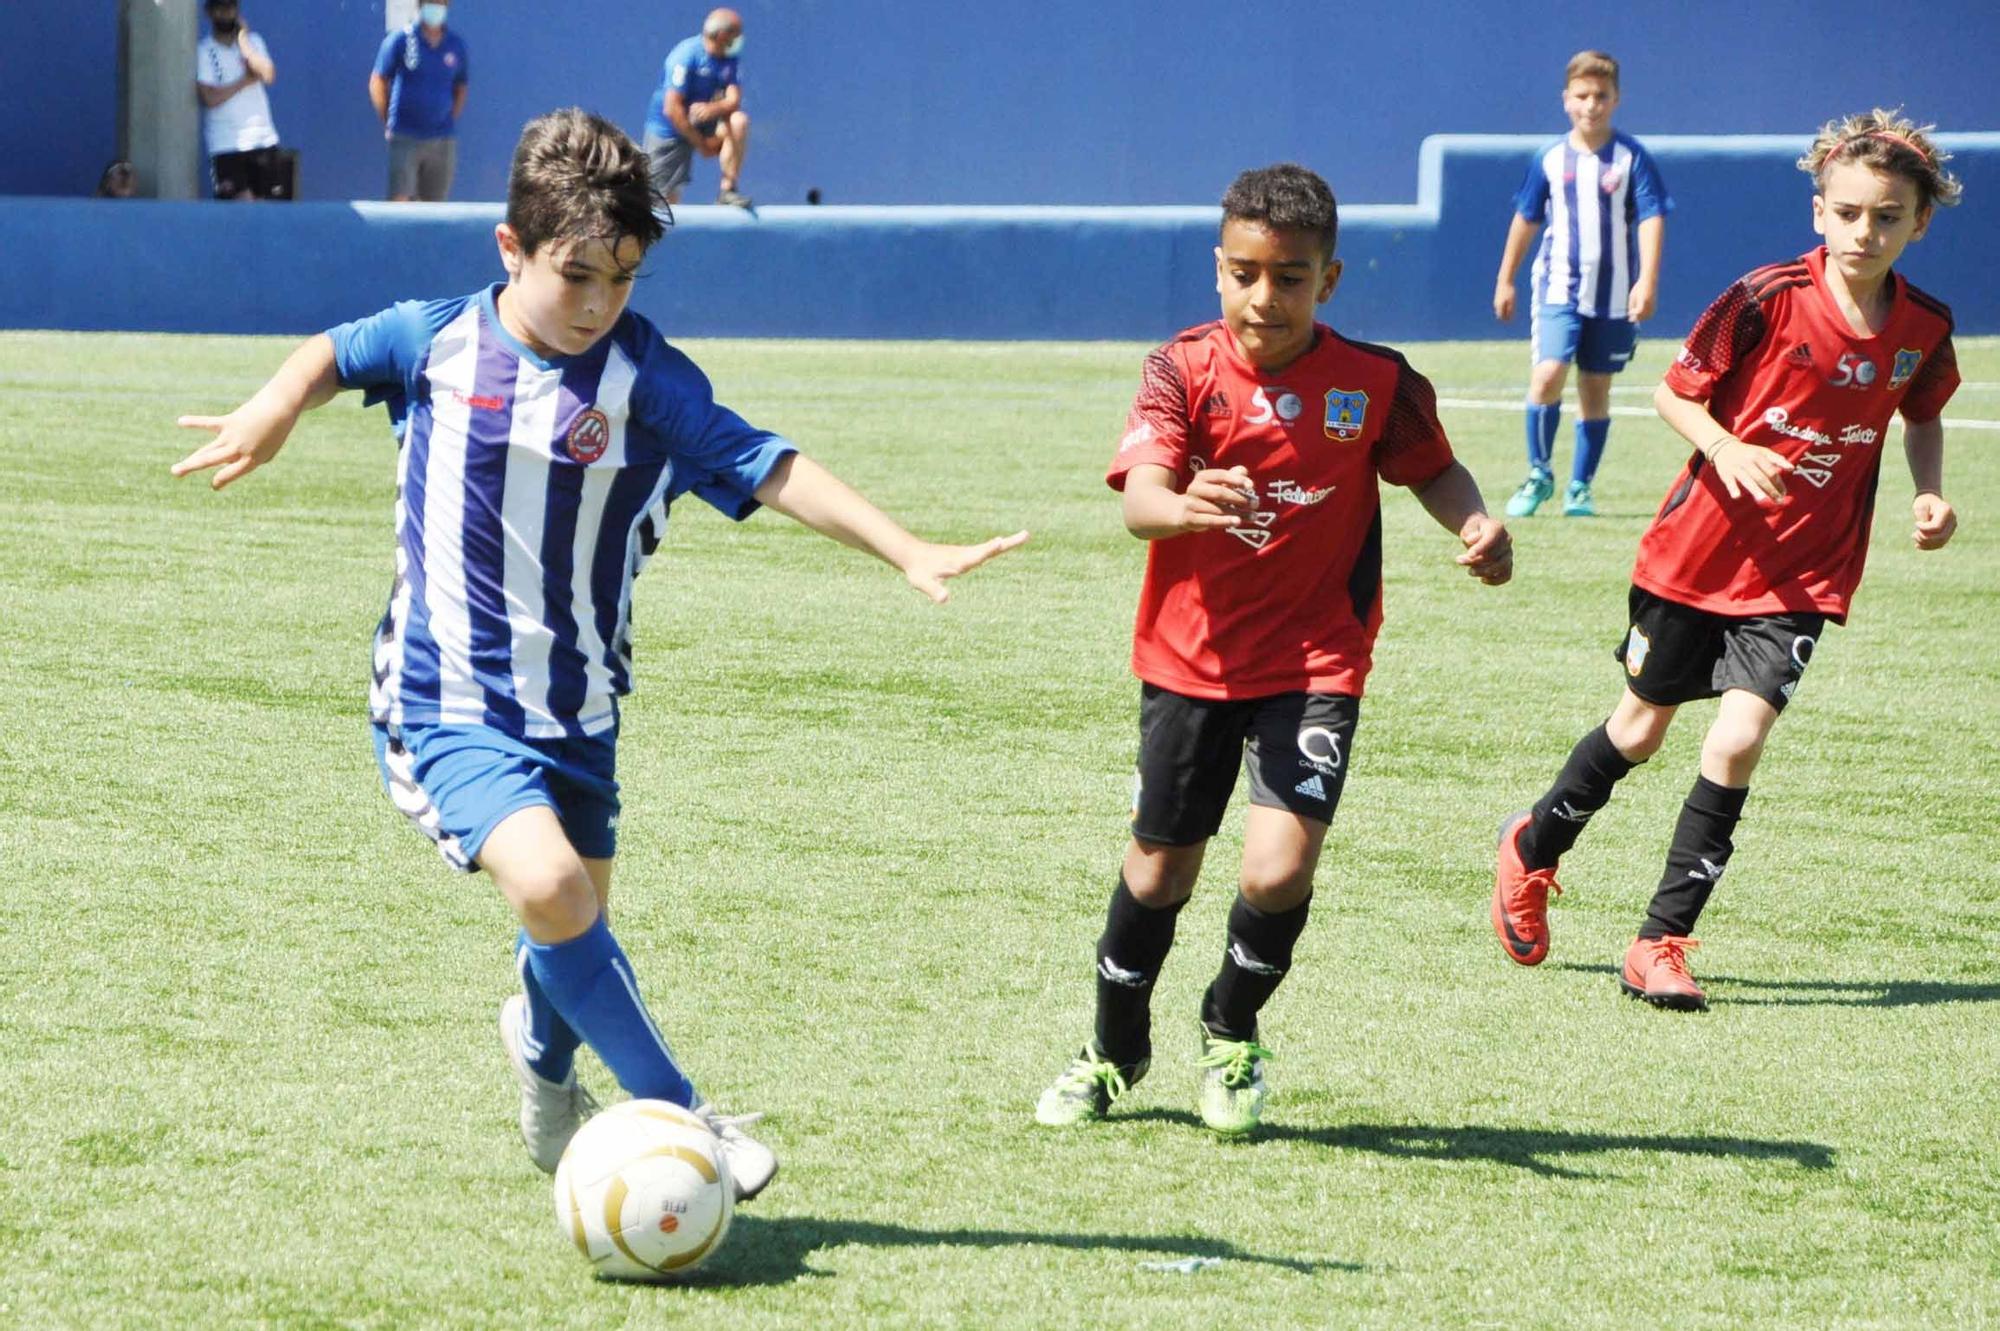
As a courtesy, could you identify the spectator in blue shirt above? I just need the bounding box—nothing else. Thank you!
[368,0,470,201]
[642,8,753,210]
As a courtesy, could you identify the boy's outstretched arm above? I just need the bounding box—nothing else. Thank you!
[172,333,342,489]
[1413,462,1512,585]
[1652,380,1793,504]
[1903,416,1956,550]
[753,452,1028,603]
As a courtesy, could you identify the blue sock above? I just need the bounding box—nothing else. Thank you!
[515,931,583,1083]
[523,915,697,1106]
[1574,418,1611,485]
[1524,403,1560,475]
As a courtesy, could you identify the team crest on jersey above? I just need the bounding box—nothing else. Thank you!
[1889,348,1923,389]
[1624,626,1650,678]
[1599,166,1624,194]
[1323,388,1368,441]
[566,408,610,463]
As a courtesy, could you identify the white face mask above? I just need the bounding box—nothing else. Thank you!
[419,4,448,26]
[723,33,743,56]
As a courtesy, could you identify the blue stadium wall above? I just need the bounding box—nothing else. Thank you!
[4,136,1997,341]
[10,1,2000,205]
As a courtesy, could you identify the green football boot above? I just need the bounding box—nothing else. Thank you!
[1196,1027,1272,1135]
[1035,1045,1147,1126]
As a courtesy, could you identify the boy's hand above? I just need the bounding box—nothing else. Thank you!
[1912,492,1957,550]
[1455,514,1513,585]
[1707,437,1793,504]
[902,530,1030,604]
[1628,277,1658,322]
[171,402,296,489]
[1493,281,1517,323]
[1176,465,1257,532]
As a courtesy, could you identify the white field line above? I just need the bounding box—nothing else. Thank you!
[1435,397,2000,431]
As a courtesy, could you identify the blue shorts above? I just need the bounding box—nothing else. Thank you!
[371,721,621,872]
[1531,304,1638,374]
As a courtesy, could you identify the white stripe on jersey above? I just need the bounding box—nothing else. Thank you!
[1530,137,1647,319]
[503,357,562,732]
[564,344,640,736]
[372,443,416,724]
[418,310,484,724]
[600,346,672,692]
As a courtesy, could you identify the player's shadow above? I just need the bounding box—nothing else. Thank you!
[1120,1109,1832,1181]
[693,1215,1360,1286]
[1550,962,2000,1008]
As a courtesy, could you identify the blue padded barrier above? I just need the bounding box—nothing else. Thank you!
[3,135,1994,341]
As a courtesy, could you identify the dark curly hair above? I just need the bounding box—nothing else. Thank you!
[1220,163,1339,259]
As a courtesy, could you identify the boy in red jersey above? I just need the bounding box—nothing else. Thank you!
[1036,163,1513,1133]
[1491,110,1963,1010]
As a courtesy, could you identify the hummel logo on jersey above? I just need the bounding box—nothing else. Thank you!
[1098,957,1149,988]
[1294,774,1327,800]
[1785,342,1815,369]
[453,390,506,411]
[1551,800,1593,824]
[1687,856,1728,883]
[1204,391,1233,417]
[1228,941,1284,976]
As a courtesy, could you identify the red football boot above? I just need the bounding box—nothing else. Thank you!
[1620,936,1707,1011]
[1492,812,1561,966]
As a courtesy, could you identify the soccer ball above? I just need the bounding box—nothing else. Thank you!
[553,1099,734,1280]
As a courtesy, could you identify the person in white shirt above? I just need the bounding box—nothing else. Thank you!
[195,0,290,200]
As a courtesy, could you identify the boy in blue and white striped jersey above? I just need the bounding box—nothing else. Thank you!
[172,108,1026,1195]
[1493,51,1672,517]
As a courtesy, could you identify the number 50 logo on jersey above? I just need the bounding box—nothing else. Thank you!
[1324,388,1368,441]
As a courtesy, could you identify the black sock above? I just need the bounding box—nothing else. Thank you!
[1094,877,1185,1069]
[1642,776,1749,938]
[1199,893,1312,1042]
[1522,723,1640,869]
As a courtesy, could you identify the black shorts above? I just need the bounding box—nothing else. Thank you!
[212,146,293,200]
[1615,586,1826,713]
[1131,685,1360,846]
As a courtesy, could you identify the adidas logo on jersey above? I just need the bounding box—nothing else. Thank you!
[1293,774,1327,800]
[1785,341,1815,368]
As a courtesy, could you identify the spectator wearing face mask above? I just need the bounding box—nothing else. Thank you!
[196,0,290,200]
[642,7,753,210]
[368,0,469,202]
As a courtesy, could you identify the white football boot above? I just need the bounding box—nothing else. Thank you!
[498,994,597,1173]
[694,1103,779,1201]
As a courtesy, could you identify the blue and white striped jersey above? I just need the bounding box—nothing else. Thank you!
[329,285,796,740]
[1513,132,1672,319]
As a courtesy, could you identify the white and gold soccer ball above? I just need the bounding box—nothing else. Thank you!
[553,1099,734,1280]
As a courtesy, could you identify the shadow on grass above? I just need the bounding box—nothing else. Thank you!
[694,1214,1358,1286]
[1550,962,2000,1008]
[1120,1109,1832,1180]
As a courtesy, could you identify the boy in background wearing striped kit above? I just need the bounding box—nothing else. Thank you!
[1493,51,1672,518]
[171,108,1026,1195]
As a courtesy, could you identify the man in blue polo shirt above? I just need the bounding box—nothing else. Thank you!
[368,0,470,201]
[642,7,753,210]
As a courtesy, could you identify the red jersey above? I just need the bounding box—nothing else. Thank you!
[1107,321,1456,699]
[1641,247,1959,622]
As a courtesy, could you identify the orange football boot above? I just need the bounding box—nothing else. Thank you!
[1492,812,1561,966]
[1620,936,1707,1011]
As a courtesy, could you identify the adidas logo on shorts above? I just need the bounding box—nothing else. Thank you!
[1293,774,1327,800]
